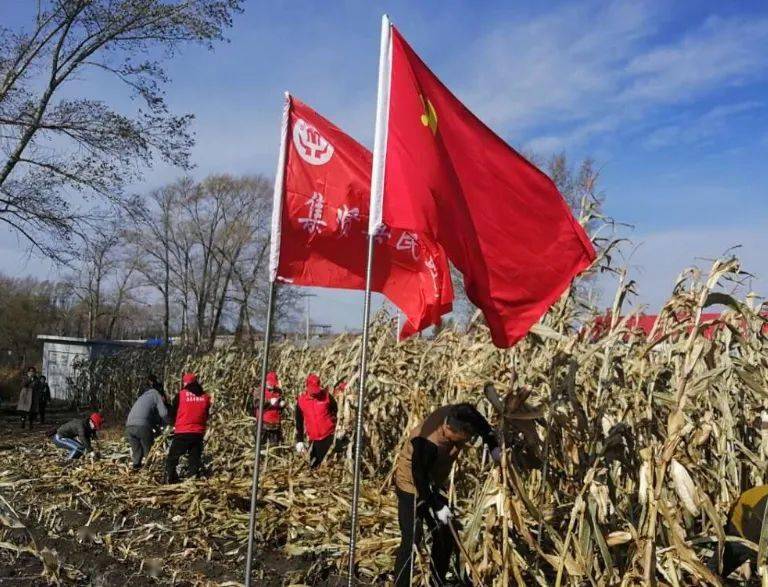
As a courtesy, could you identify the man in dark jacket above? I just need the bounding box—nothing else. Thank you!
[53,413,104,460]
[392,403,501,587]
[165,373,211,483]
[125,374,169,470]
[37,375,52,424]
[295,374,337,468]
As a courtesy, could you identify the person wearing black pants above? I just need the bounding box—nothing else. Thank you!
[308,434,334,468]
[295,374,337,469]
[165,433,204,482]
[394,488,454,587]
[165,373,211,484]
[392,403,502,586]
[37,376,51,424]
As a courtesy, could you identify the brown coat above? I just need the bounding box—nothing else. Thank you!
[394,406,467,494]
[18,374,42,413]
[17,385,33,412]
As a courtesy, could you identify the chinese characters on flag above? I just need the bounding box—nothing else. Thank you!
[271,95,453,338]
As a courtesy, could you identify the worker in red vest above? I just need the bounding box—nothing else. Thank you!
[165,372,211,483]
[295,373,337,468]
[254,371,285,444]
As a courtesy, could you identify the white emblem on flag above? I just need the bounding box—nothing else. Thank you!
[373,224,391,244]
[336,205,360,237]
[396,232,421,260]
[298,192,327,235]
[293,118,334,165]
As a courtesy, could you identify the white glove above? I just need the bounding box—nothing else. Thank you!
[269,398,279,406]
[436,505,452,525]
[491,446,502,464]
[295,442,306,454]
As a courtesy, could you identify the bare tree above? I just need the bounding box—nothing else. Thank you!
[0,0,243,259]
[181,174,273,348]
[128,174,295,348]
[128,181,184,343]
[81,228,120,339]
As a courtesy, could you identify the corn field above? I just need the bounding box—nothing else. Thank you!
[1,255,767,585]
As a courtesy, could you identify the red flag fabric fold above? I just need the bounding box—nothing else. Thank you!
[273,95,453,338]
[379,27,596,347]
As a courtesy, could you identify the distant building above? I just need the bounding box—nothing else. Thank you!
[37,335,147,400]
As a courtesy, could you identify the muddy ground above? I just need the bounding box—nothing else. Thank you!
[0,406,354,586]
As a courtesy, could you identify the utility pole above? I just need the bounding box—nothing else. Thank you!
[298,293,317,345]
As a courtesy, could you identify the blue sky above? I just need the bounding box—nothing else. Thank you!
[2,0,767,329]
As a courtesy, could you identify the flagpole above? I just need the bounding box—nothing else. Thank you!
[347,14,392,586]
[245,92,291,587]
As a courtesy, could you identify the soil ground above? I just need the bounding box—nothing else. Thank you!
[0,404,355,587]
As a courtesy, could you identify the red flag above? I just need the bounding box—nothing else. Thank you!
[373,26,596,347]
[270,95,452,337]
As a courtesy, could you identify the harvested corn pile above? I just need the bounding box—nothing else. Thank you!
[1,256,767,585]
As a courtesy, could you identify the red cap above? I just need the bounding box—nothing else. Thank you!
[305,373,322,395]
[182,372,197,386]
[89,413,104,430]
[266,371,279,388]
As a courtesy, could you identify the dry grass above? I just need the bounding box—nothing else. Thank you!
[1,256,767,586]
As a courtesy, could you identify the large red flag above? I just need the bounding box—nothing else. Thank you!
[270,95,453,338]
[371,25,596,348]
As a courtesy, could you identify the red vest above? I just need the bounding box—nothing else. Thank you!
[298,391,336,441]
[256,388,282,425]
[174,389,211,434]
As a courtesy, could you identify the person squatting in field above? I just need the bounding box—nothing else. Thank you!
[392,403,502,587]
[254,371,286,444]
[52,413,104,460]
[165,372,211,483]
[17,366,40,429]
[125,373,169,470]
[716,485,768,579]
[295,373,337,468]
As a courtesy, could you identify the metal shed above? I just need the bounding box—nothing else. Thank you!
[37,335,146,400]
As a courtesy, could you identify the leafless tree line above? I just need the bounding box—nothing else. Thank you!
[60,173,300,348]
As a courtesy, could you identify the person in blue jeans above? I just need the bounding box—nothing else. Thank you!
[53,413,104,459]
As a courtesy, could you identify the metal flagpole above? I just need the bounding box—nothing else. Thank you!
[244,92,291,587]
[347,14,392,586]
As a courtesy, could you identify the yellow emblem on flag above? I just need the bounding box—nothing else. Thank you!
[420,95,437,135]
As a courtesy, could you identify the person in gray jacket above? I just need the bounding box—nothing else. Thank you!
[53,413,103,459]
[125,374,168,470]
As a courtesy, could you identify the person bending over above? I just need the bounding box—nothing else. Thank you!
[53,413,104,460]
[392,403,501,587]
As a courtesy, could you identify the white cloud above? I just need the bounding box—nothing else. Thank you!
[623,17,768,103]
[459,3,768,154]
[461,0,656,133]
[641,101,763,149]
